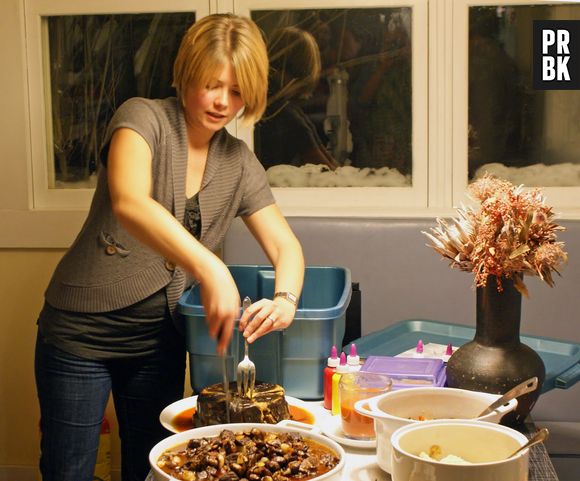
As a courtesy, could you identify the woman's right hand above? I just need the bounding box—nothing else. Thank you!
[198,259,240,355]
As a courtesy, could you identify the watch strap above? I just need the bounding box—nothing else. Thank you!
[274,291,298,306]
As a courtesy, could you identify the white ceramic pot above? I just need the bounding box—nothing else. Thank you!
[149,420,345,481]
[390,420,529,481]
[354,386,518,473]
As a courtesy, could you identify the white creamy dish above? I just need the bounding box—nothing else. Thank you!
[418,444,472,465]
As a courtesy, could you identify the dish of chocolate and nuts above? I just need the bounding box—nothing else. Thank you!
[157,428,340,481]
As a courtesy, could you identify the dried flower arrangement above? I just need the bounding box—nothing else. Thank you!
[423,174,567,297]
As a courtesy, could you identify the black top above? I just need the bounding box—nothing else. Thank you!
[184,192,202,239]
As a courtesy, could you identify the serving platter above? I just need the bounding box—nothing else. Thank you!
[160,395,317,433]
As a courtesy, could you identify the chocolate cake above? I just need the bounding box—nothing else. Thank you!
[193,381,291,427]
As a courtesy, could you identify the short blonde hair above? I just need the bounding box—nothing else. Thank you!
[172,14,269,124]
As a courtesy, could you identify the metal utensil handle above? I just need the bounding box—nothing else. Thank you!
[243,296,253,397]
[508,427,549,459]
[478,377,539,417]
[242,296,252,353]
[222,354,230,424]
[242,296,252,360]
[236,296,252,397]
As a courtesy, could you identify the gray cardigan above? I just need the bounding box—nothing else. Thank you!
[45,97,274,314]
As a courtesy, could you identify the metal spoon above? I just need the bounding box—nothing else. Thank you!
[507,427,549,459]
[477,377,539,417]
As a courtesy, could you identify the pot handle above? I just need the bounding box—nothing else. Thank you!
[353,398,377,418]
[277,419,322,434]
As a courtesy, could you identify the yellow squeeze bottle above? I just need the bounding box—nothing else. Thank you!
[331,352,349,415]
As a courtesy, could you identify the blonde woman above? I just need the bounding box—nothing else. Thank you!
[35,13,304,481]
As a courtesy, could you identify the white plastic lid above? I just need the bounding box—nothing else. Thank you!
[347,355,360,365]
[327,356,340,368]
[347,343,360,366]
[335,363,350,373]
[327,345,339,367]
[335,352,349,373]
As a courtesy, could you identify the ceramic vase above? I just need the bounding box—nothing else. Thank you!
[446,275,545,425]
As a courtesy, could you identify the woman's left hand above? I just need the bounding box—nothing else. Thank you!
[239,298,296,343]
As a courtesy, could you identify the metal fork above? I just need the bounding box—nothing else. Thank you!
[236,296,256,399]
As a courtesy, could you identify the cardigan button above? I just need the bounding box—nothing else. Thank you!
[105,245,117,255]
[165,260,176,271]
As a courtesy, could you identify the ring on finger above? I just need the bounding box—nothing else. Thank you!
[266,315,275,323]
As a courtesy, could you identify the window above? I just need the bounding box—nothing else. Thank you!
[250,7,413,188]
[468,4,580,187]
[236,0,429,214]
[46,13,195,190]
[24,1,206,210]
[2,0,579,248]
[452,0,580,209]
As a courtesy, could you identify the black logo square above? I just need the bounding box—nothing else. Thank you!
[533,20,580,90]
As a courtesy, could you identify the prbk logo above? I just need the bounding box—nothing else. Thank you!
[533,20,580,89]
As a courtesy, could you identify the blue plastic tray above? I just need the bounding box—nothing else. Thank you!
[352,319,580,394]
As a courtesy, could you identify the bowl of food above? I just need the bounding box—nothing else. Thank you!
[354,386,518,473]
[390,420,529,481]
[149,421,345,481]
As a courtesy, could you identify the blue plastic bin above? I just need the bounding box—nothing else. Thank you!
[178,265,352,399]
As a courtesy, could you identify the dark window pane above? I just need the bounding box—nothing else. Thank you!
[469,5,580,186]
[47,13,195,187]
[252,8,412,187]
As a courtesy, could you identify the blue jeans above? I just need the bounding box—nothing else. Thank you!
[35,331,185,481]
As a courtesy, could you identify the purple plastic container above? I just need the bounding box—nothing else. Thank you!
[361,355,447,390]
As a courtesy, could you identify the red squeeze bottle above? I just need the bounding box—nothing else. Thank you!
[323,345,339,410]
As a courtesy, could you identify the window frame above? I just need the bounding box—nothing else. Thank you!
[2,0,578,248]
